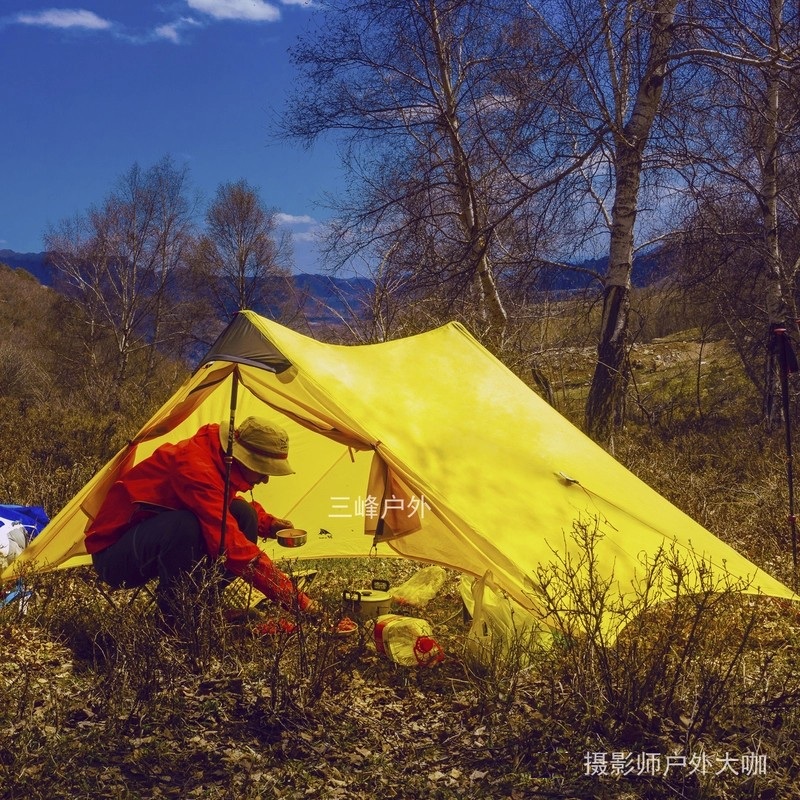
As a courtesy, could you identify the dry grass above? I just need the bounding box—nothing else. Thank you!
[3,543,800,800]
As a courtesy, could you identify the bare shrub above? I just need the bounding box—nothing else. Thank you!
[532,518,762,741]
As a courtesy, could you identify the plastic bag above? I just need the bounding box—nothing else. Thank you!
[460,571,544,669]
[390,565,447,608]
[0,522,27,568]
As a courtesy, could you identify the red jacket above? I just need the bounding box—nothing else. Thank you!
[85,423,310,612]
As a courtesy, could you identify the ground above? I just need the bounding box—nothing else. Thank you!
[3,552,799,799]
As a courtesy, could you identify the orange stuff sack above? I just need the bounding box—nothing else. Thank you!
[373,614,444,667]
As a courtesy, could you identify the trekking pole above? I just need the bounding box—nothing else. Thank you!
[219,367,240,557]
[773,325,798,590]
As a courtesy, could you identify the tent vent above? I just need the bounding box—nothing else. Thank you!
[197,313,292,373]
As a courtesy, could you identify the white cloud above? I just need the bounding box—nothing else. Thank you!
[154,23,180,43]
[15,8,113,30]
[293,228,323,243]
[276,213,324,244]
[186,0,281,22]
[276,213,316,226]
[153,17,202,44]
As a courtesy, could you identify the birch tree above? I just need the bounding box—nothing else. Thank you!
[281,0,594,345]
[190,180,292,319]
[677,0,800,417]
[531,0,685,443]
[145,158,196,380]
[45,158,195,385]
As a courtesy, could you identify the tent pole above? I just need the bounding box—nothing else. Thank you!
[219,367,240,557]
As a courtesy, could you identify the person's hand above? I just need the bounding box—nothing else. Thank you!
[298,594,323,618]
[269,517,293,538]
[251,501,293,540]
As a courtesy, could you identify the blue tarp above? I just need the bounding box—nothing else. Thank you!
[0,504,49,537]
[1,504,49,609]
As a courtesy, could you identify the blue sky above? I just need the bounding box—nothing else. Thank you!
[0,1,342,272]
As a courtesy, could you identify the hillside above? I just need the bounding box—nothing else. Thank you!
[0,250,54,285]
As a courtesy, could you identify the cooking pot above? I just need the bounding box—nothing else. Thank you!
[342,579,392,622]
[276,528,308,548]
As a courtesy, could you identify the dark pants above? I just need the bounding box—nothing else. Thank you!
[92,499,257,619]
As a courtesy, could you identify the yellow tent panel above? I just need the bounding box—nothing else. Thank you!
[4,312,794,631]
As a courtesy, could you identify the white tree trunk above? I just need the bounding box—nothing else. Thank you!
[586,0,679,443]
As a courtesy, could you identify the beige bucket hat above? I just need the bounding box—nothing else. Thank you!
[219,416,294,476]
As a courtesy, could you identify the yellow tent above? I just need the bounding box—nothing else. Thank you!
[3,311,794,630]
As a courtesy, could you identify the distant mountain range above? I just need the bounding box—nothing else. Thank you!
[0,248,665,324]
[0,249,374,326]
[0,250,53,284]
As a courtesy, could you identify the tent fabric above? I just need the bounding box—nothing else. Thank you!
[3,312,795,632]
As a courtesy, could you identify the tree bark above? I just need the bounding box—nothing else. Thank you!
[585,0,678,443]
[428,0,507,343]
[761,0,798,424]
